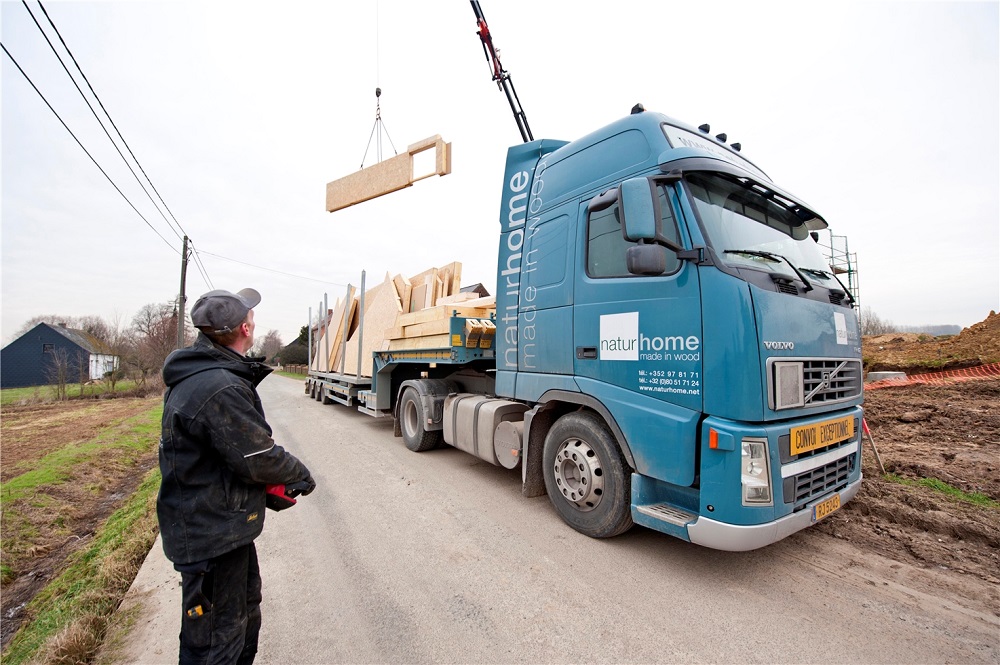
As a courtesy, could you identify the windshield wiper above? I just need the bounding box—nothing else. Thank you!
[801,268,830,278]
[724,249,814,292]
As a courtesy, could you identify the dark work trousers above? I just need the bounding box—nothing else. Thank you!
[175,542,262,665]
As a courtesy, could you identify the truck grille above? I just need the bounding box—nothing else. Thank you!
[783,452,856,505]
[767,358,863,411]
[803,360,862,405]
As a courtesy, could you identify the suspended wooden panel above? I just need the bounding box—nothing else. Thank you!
[326,135,452,212]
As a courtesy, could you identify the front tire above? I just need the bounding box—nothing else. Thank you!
[399,388,441,452]
[542,411,633,538]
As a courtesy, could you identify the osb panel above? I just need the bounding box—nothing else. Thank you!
[326,135,452,212]
[312,321,330,372]
[410,283,428,313]
[438,261,462,297]
[343,274,402,377]
[387,333,452,351]
[327,287,356,372]
[393,274,412,315]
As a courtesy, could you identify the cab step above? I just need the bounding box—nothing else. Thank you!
[635,503,697,526]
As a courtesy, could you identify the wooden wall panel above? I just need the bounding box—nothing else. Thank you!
[326,135,452,212]
[343,274,402,377]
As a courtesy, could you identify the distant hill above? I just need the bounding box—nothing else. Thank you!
[896,324,962,336]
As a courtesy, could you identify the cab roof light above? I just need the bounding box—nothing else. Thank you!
[731,142,742,152]
[715,133,727,142]
[698,123,710,134]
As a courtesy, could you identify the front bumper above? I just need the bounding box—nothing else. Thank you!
[686,476,862,552]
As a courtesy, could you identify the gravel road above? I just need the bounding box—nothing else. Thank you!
[111,375,999,664]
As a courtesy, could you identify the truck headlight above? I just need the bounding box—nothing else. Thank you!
[742,438,773,506]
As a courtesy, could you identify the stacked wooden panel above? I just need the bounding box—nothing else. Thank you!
[312,262,495,377]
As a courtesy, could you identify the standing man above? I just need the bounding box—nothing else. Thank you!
[157,287,315,664]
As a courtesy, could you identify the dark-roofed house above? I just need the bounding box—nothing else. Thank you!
[0,323,119,388]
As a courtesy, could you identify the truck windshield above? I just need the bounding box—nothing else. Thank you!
[684,172,833,278]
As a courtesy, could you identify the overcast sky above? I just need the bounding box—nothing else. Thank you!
[2,1,998,348]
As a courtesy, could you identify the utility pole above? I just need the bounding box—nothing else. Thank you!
[176,235,189,349]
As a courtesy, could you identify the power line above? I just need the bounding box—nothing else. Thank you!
[1,41,179,254]
[187,240,215,291]
[34,0,191,241]
[198,250,347,287]
[22,0,184,243]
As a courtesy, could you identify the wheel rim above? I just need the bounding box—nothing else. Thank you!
[553,437,604,511]
[402,397,419,438]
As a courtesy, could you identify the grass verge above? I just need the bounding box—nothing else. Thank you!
[0,382,145,406]
[1,468,160,665]
[1,405,161,572]
[885,473,999,508]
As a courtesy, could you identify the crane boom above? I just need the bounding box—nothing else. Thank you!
[470,1,533,143]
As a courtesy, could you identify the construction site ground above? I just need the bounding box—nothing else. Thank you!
[1,313,999,653]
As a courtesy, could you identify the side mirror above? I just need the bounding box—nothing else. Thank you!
[626,244,667,275]
[620,178,657,242]
[620,176,688,255]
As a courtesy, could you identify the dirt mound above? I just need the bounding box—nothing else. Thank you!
[864,310,1000,372]
[811,378,1000,612]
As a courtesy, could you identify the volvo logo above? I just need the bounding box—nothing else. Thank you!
[763,341,795,350]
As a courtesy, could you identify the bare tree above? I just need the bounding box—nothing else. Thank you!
[44,348,70,400]
[102,313,131,392]
[78,315,113,344]
[76,349,91,397]
[860,306,895,336]
[15,314,79,338]
[128,303,179,387]
[251,330,284,364]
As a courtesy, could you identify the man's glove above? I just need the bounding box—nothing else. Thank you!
[285,475,315,498]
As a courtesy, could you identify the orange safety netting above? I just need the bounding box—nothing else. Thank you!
[865,361,1000,390]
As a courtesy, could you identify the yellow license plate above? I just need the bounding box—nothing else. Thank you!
[812,494,841,522]
[789,415,855,456]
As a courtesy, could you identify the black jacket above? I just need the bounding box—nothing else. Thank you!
[157,333,311,564]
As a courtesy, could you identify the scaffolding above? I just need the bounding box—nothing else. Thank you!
[818,230,860,308]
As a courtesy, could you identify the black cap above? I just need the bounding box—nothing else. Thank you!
[190,288,261,334]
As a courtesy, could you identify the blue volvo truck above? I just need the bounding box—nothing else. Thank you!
[317,107,864,551]
[315,3,863,549]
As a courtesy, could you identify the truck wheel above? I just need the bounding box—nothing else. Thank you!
[542,411,633,538]
[399,387,441,452]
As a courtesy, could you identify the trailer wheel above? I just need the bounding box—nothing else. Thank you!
[399,387,441,452]
[542,411,633,538]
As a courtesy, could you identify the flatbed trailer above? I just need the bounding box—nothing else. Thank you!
[305,370,372,407]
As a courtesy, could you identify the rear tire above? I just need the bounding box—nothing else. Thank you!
[399,387,442,452]
[542,411,633,538]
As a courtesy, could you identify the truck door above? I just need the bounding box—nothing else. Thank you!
[573,181,704,485]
